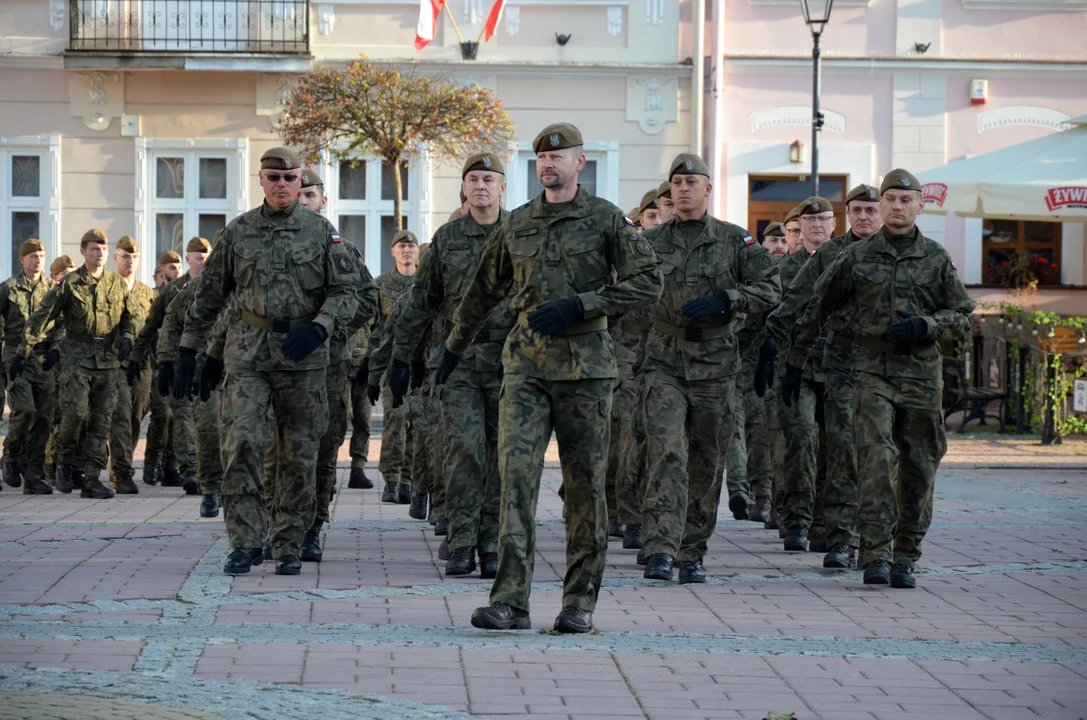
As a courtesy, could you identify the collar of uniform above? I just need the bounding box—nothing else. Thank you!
[873,225,925,259]
[530,185,592,220]
[462,207,510,236]
[260,199,301,227]
[670,213,712,250]
[15,272,43,290]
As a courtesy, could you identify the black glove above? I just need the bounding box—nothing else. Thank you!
[281,323,328,363]
[157,361,175,398]
[883,315,927,343]
[434,348,462,386]
[199,357,224,402]
[173,348,197,401]
[410,359,426,390]
[9,355,27,382]
[681,293,732,320]
[754,337,777,398]
[126,359,142,386]
[387,359,411,409]
[353,357,370,387]
[781,364,804,408]
[527,298,584,336]
[41,350,60,373]
[115,337,132,363]
[366,382,381,405]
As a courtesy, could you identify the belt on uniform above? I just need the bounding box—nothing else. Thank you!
[653,319,730,342]
[66,332,114,346]
[856,336,936,357]
[474,326,513,344]
[517,312,607,336]
[829,332,855,348]
[238,309,317,333]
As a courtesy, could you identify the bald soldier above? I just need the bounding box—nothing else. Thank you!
[435,122,662,633]
[17,229,136,499]
[1,238,55,494]
[785,169,974,587]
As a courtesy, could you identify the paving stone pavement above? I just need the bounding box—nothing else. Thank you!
[0,435,1084,720]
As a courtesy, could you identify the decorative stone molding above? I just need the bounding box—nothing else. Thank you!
[69,72,123,131]
[318,4,336,35]
[506,6,520,35]
[978,106,1072,133]
[607,7,623,36]
[751,105,847,134]
[627,75,677,135]
[257,74,300,130]
[645,0,664,25]
[49,0,65,30]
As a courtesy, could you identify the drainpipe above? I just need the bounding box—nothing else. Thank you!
[709,0,725,217]
[692,0,705,157]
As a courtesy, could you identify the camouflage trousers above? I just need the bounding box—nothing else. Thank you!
[193,386,223,495]
[439,364,501,554]
[406,388,432,496]
[853,371,945,569]
[5,362,55,483]
[220,366,328,557]
[56,365,119,476]
[726,385,774,507]
[167,396,198,477]
[606,371,643,527]
[348,380,372,469]
[491,374,612,614]
[427,399,448,522]
[778,377,826,534]
[109,363,152,484]
[763,381,786,517]
[822,346,859,549]
[145,377,172,468]
[313,361,349,533]
[378,379,409,487]
[642,371,736,562]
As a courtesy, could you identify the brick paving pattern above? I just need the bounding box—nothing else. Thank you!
[0,434,1084,719]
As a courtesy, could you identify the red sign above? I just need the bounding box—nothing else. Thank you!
[1045,186,1087,211]
[922,182,948,207]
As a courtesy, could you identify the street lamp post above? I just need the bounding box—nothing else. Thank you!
[799,0,834,198]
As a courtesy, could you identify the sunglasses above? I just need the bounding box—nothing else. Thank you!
[265,172,300,183]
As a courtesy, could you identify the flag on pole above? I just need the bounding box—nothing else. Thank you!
[483,0,506,42]
[415,0,445,51]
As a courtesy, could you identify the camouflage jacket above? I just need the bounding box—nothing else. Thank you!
[393,209,514,374]
[179,200,363,371]
[446,187,663,381]
[157,275,200,364]
[125,279,156,367]
[0,272,52,363]
[25,266,135,370]
[611,304,652,379]
[641,214,782,381]
[132,272,190,367]
[369,291,424,383]
[370,266,415,358]
[788,226,974,380]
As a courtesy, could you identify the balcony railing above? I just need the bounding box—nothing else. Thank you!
[68,0,309,54]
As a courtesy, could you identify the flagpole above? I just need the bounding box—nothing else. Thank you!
[443,2,466,44]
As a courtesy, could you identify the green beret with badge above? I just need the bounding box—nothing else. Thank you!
[462,152,506,177]
[784,206,801,225]
[531,122,584,153]
[845,183,880,205]
[260,147,301,171]
[656,180,672,200]
[638,188,660,214]
[763,222,785,238]
[300,169,323,188]
[797,196,833,216]
[116,235,139,254]
[880,168,921,194]
[668,153,711,180]
[19,238,45,257]
[392,230,418,246]
[186,236,212,253]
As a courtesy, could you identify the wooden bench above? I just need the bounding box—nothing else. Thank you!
[942,357,1008,433]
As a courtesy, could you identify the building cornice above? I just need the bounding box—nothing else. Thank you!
[723,55,1087,75]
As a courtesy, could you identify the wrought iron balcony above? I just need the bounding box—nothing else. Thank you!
[68,0,309,54]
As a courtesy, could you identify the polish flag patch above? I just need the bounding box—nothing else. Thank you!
[331,233,341,243]
[624,216,636,227]
[743,235,755,245]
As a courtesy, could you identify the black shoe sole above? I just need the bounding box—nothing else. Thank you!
[553,619,592,634]
[200,507,220,518]
[864,575,890,585]
[301,552,323,563]
[823,557,853,569]
[444,565,476,577]
[223,565,252,575]
[408,506,427,520]
[471,613,531,630]
[622,537,643,550]
[644,569,673,581]
[275,565,302,575]
[678,575,707,584]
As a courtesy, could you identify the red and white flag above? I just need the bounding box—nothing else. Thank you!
[483,0,506,42]
[414,0,445,51]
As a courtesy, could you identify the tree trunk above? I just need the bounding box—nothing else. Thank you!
[392,155,404,231]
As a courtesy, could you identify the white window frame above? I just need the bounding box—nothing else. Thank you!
[0,135,61,281]
[135,137,248,286]
[507,140,620,208]
[320,148,431,276]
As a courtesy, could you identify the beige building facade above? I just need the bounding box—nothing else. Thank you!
[0,0,694,283]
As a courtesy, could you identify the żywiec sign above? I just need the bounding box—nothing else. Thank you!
[922,182,948,207]
[1045,187,1087,211]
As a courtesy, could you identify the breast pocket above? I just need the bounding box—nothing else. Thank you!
[292,244,324,294]
[68,289,91,319]
[563,235,609,292]
[507,230,541,288]
[234,243,260,287]
[441,248,474,296]
[853,264,889,308]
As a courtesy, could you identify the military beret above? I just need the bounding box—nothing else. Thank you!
[447,207,465,224]
[763,222,785,238]
[668,153,711,180]
[50,255,74,275]
[212,229,223,246]
[419,242,431,255]
[462,152,505,178]
[116,235,139,254]
[845,183,880,205]
[158,250,183,265]
[638,188,660,214]
[391,230,418,246]
[531,122,584,153]
[784,206,802,225]
[81,228,108,247]
[881,168,922,194]
[628,207,642,224]
[300,169,323,188]
[458,188,467,204]
[19,238,45,257]
[797,197,834,216]
[260,147,301,171]
[186,236,212,253]
[656,180,672,200]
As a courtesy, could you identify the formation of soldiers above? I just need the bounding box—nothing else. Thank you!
[0,123,975,633]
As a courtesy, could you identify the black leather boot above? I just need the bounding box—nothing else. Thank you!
[223,547,263,574]
[348,466,373,489]
[643,553,675,581]
[301,530,323,562]
[199,493,221,518]
[445,546,477,576]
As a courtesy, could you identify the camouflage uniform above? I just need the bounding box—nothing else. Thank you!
[607,305,651,528]
[393,209,513,557]
[25,266,135,480]
[346,326,372,473]
[370,267,416,493]
[109,279,155,487]
[179,199,362,558]
[640,213,781,565]
[1,271,55,490]
[725,312,774,512]
[446,186,662,614]
[788,225,974,568]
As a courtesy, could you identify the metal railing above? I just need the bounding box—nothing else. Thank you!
[68,0,309,53]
